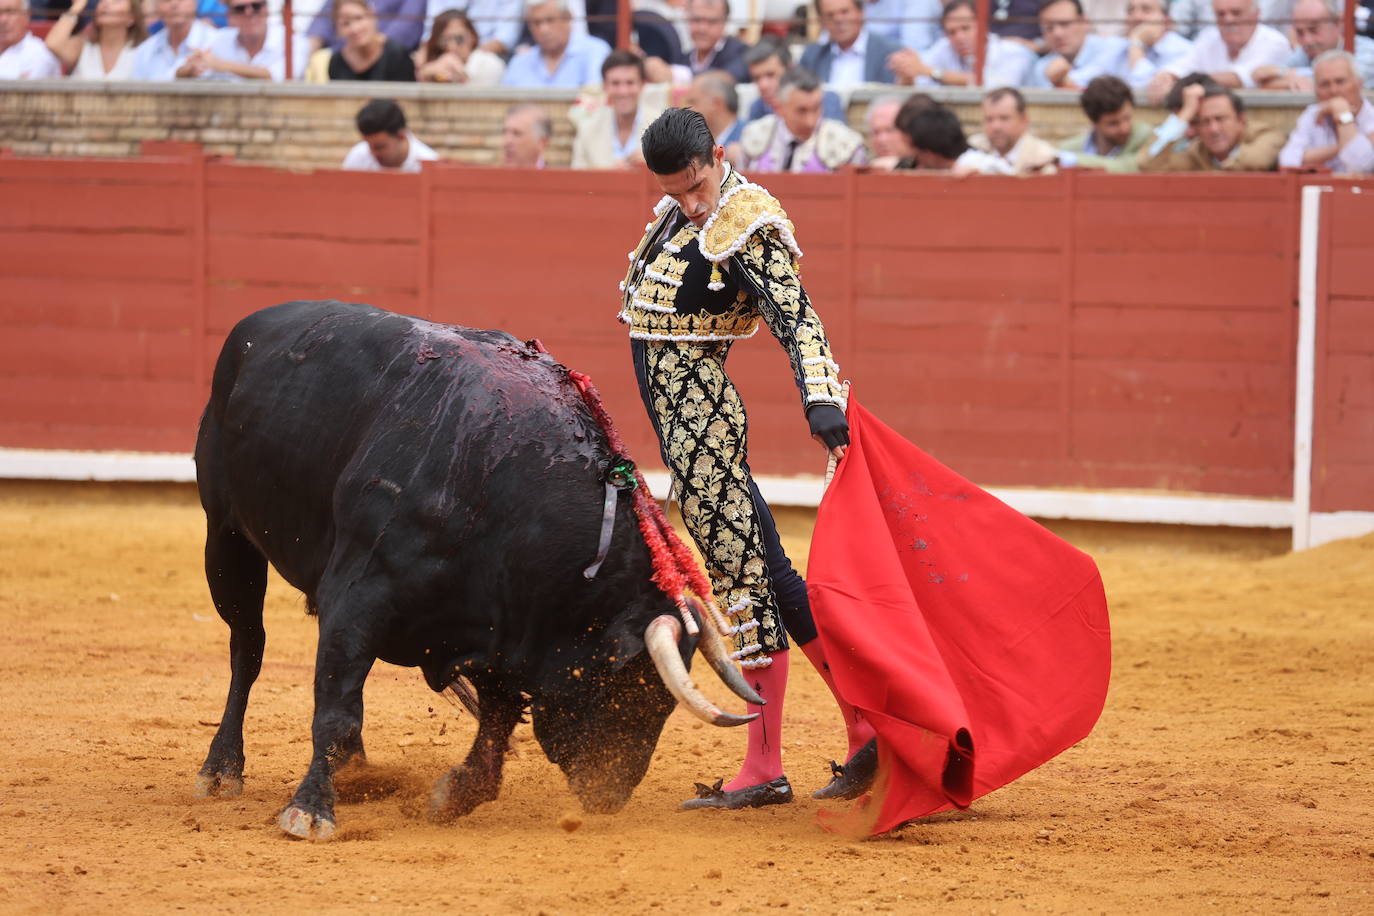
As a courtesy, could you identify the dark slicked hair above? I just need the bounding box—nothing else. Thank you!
[894,93,937,140]
[941,0,975,19]
[1079,75,1133,123]
[641,107,716,174]
[356,99,406,136]
[602,48,646,81]
[906,106,968,160]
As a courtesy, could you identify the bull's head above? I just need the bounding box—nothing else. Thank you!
[531,597,762,814]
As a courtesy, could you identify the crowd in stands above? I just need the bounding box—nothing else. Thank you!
[2,0,1371,173]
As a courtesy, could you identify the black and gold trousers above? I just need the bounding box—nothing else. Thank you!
[631,337,817,663]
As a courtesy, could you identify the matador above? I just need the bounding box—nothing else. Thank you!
[620,107,877,809]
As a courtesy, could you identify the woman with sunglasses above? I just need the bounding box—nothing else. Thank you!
[416,9,503,85]
[45,0,148,80]
[328,0,415,80]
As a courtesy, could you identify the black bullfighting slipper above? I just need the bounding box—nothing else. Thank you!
[811,738,878,800]
[679,776,794,811]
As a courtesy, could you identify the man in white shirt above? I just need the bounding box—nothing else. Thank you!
[1147,0,1290,100]
[132,0,218,80]
[183,0,310,80]
[887,0,1036,87]
[572,50,663,168]
[0,0,61,79]
[1124,0,1194,88]
[341,100,441,173]
[1278,50,1374,173]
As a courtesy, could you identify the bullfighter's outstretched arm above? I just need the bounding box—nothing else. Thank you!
[730,228,846,412]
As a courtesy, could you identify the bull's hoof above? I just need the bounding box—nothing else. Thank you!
[428,770,497,822]
[194,771,244,799]
[277,805,336,840]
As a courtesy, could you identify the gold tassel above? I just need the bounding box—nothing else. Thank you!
[708,263,724,291]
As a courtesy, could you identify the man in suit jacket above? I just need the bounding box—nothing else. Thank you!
[678,0,750,82]
[800,0,905,86]
[1057,75,1154,171]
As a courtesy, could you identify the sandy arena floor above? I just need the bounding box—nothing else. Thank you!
[0,481,1370,914]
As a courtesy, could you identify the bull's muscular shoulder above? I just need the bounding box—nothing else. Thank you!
[698,182,802,265]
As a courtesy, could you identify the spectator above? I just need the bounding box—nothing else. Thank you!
[1278,50,1374,172]
[900,104,1018,171]
[865,94,913,164]
[572,50,663,167]
[425,0,524,56]
[968,86,1060,170]
[1124,0,1193,88]
[1138,80,1283,168]
[889,0,1036,86]
[180,0,310,80]
[132,0,217,79]
[416,9,505,83]
[501,102,552,167]
[800,0,905,86]
[864,0,946,54]
[343,99,439,171]
[652,0,750,83]
[502,0,611,87]
[1149,0,1290,100]
[44,0,146,79]
[0,0,59,78]
[1254,0,1374,89]
[1031,0,1132,88]
[328,0,416,79]
[743,36,847,122]
[737,65,869,170]
[686,68,744,146]
[1170,0,1295,37]
[1058,74,1153,168]
[309,0,427,54]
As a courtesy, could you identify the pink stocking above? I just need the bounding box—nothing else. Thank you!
[799,638,876,759]
[722,650,790,791]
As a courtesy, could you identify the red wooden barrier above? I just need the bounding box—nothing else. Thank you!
[1,150,1370,515]
[1314,189,1374,514]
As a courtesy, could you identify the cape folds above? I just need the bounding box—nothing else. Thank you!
[807,397,1112,835]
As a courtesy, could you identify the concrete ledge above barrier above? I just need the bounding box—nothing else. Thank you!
[0,79,1330,171]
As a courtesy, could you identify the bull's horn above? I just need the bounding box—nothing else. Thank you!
[687,598,765,707]
[644,615,757,728]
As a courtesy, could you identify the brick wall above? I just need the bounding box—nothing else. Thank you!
[0,80,1322,172]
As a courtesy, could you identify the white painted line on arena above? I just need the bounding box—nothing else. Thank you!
[0,448,196,482]
[1292,185,1328,552]
[4,449,1348,535]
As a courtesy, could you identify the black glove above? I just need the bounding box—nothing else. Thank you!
[806,403,850,450]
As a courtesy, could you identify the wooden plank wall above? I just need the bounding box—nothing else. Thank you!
[1,151,1370,513]
[1314,188,1374,514]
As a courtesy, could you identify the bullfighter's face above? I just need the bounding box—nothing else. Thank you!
[653,144,727,228]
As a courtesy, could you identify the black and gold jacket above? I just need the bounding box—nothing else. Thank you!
[616,165,845,410]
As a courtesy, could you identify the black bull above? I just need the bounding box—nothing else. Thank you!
[193,300,750,839]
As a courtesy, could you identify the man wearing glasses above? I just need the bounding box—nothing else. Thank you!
[180,0,310,80]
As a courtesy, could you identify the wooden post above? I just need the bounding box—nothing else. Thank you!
[974,0,990,87]
[284,0,295,80]
[617,0,632,50]
[1343,0,1355,52]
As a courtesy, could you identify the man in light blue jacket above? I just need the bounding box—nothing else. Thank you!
[1030,0,1132,88]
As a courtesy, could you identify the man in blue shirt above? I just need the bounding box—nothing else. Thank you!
[1031,0,1131,88]
[503,0,611,87]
